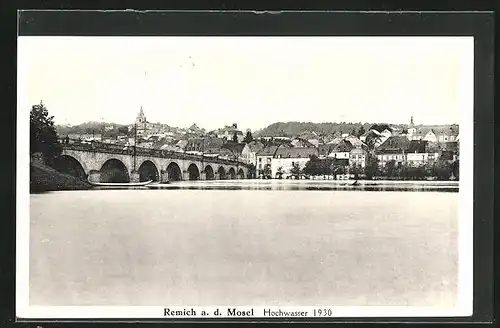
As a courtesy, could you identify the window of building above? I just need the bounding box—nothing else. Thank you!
[259,158,262,162]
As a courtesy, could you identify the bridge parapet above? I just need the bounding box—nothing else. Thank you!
[61,142,252,168]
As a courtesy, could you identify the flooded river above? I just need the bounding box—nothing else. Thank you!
[29,180,459,307]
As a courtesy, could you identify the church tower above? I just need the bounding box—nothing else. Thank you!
[136,106,146,124]
[408,115,416,138]
[135,106,147,136]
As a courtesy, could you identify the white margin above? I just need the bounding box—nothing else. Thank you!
[16,36,475,319]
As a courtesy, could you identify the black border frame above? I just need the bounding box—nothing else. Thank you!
[7,9,495,325]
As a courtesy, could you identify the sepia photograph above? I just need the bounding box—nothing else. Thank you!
[17,31,474,319]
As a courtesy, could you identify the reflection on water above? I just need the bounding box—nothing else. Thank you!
[93,179,459,192]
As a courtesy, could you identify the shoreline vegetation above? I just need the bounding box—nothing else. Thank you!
[30,161,91,193]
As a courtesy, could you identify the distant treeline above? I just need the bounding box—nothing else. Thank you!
[254,122,388,137]
[56,122,130,138]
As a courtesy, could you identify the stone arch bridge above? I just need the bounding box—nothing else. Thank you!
[55,143,251,183]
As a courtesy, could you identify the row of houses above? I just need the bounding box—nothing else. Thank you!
[245,133,459,179]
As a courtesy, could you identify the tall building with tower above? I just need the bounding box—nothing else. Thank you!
[133,107,165,137]
[408,115,416,137]
[135,106,147,136]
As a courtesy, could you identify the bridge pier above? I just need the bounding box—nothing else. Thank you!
[214,173,220,180]
[182,171,190,181]
[199,172,206,180]
[88,170,100,183]
[130,170,140,183]
[160,170,170,183]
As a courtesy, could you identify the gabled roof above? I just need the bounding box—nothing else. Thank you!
[432,126,459,137]
[222,142,246,155]
[344,135,367,148]
[327,136,345,145]
[332,139,354,152]
[377,135,411,153]
[318,144,334,156]
[246,141,265,152]
[413,125,459,137]
[257,146,279,156]
[291,137,316,148]
[298,131,319,140]
[407,140,428,153]
[275,147,319,158]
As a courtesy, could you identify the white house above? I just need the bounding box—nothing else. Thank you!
[256,146,278,177]
[271,147,319,178]
[423,130,437,142]
[328,139,354,159]
[349,148,368,168]
[375,136,411,166]
[240,141,265,166]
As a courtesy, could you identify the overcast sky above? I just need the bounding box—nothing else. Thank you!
[18,36,472,132]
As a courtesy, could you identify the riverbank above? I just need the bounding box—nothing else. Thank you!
[30,162,91,193]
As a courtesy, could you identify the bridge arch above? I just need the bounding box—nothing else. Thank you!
[100,158,130,183]
[187,163,200,180]
[204,165,215,180]
[228,167,236,180]
[166,162,182,181]
[138,160,160,182]
[53,155,87,180]
[237,168,245,179]
[217,166,226,180]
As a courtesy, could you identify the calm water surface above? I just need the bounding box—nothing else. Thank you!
[29,180,459,307]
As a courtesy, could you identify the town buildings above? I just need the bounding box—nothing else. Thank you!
[375,135,411,166]
[241,141,265,165]
[349,148,368,168]
[406,116,459,143]
[256,146,278,178]
[214,123,245,143]
[133,107,167,137]
[271,147,319,178]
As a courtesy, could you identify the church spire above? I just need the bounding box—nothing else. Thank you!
[139,106,144,116]
[410,115,414,127]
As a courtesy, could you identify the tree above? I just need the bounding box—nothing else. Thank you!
[276,166,284,179]
[451,160,459,180]
[433,160,453,180]
[350,164,363,179]
[263,163,272,179]
[364,155,379,179]
[365,132,382,151]
[248,163,256,179]
[302,155,323,176]
[30,101,62,166]
[117,126,129,135]
[244,130,253,143]
[357,126,366,138]
[232,132,238,143]
[290,162,302,179]
[384,160,397,178]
